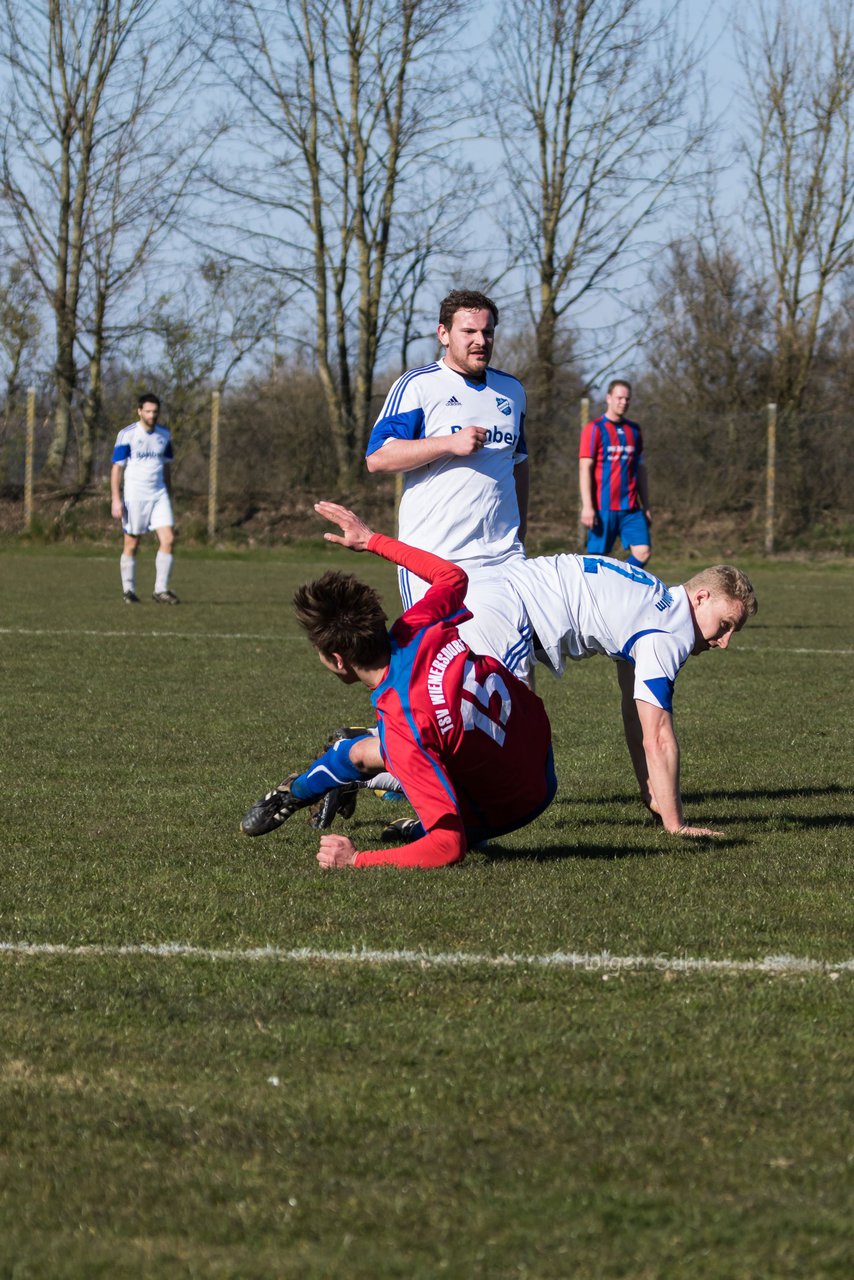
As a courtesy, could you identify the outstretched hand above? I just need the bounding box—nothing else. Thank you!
[314,501,375,551]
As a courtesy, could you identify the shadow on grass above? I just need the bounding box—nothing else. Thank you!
[482,837,743,863]
[683,782,852,804]
[577,783,851,807]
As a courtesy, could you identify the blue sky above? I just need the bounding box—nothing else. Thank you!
[444,1,757,386]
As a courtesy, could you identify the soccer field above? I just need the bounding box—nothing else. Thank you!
[1,545,852,1278]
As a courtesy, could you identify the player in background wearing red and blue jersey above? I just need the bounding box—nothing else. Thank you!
[579,380,652,568]
[241,502,556,870]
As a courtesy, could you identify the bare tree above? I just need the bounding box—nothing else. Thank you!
[642,228,771,418]
[737,0,854,417]
[0,246,41,418]
[636,220,772,515]
[491,0,708,418]
[211,0,470,485]
[0,246,42,483]
[0,0,209,487]
[149,256,290,451]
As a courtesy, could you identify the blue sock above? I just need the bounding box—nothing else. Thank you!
[627,554,645,568]
[290,735,372,801]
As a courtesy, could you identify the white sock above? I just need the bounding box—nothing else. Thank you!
[364,771,404,793]
[120,555,136,593]
[155,551,173,593]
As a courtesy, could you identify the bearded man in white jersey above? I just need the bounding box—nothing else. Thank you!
[365,289,533,679]
[110,392,179,604]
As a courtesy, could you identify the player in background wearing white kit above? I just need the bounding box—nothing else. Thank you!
[365,289,533,680]
[110,393,179,604]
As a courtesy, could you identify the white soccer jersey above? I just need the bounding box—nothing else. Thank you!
[501,554,696,711]
[112,423,173,499]
[366,357,527,567]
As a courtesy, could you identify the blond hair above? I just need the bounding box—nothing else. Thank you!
[683,565,758,617]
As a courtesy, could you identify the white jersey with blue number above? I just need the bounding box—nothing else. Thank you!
[112,423,173,499]
[366,357,527,567]
[502,554,696,711]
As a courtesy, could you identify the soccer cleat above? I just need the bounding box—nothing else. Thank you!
[123,590,141,604]
[240,775,311,837]
[381,817,421,843]
[308,783,360,830]
[307,726,372,830]
[152,589,180,604]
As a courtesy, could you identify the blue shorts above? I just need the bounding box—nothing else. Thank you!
[586,508,650,556]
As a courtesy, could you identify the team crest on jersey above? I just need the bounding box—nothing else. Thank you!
[495,396,512,416]
[445,395,461,407]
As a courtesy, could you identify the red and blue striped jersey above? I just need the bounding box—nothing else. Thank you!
[579,415,644,512]
[355,533,554,869]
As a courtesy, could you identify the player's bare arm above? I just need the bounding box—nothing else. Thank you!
[315,501,374,551]
[616,661,658,814]
[110,463,124,520]
[578,457,597,528]
[365,428,489,474]
[636,700,724,838]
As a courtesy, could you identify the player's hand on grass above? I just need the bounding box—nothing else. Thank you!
[672,824,726,838]
[317,833,358,868]
[315,501,374,552]
[448,425,488,457]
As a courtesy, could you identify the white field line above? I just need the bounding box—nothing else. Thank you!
[739,646,854,655]
[0,940,850,976]
[0,627,290,641]
[2,628,852,655]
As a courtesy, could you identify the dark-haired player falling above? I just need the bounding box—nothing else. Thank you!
[241,502,556,869]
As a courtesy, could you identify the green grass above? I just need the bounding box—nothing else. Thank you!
[1,545,852,1278]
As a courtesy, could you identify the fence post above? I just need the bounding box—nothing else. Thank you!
[24,386,35,532]
[208,390,220,541]
[765,402,777,555]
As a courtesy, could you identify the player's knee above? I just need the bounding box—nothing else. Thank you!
[630,545,651,565]
[349,735,383,774]
[158,528,175,553]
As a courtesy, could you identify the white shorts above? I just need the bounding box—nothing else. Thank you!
[122,490,173,536]
[398,563,534,682]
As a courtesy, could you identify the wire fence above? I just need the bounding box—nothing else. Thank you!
[2,388,852,553]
